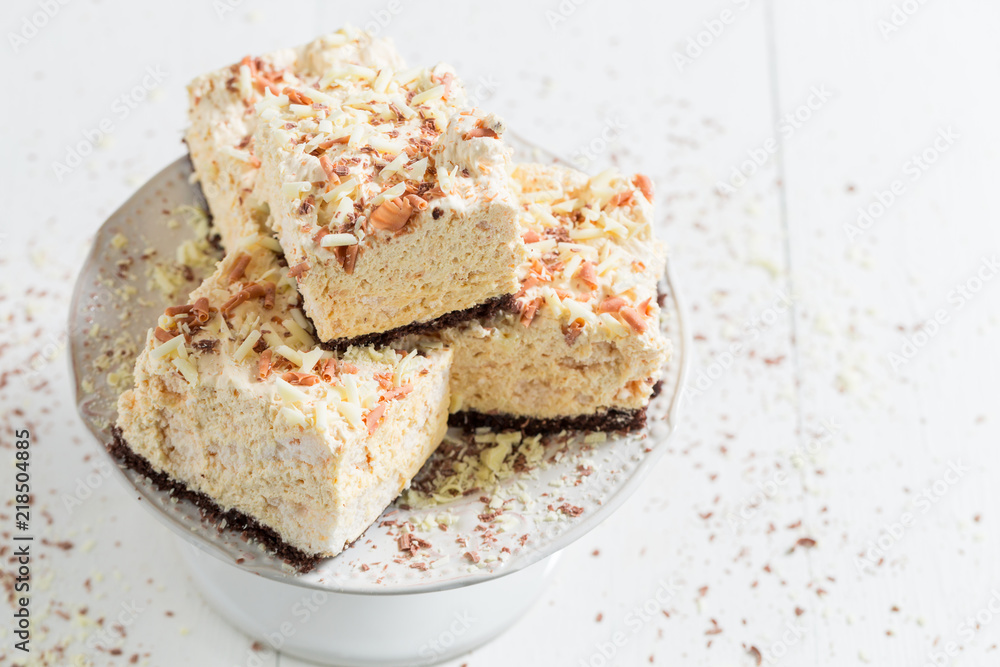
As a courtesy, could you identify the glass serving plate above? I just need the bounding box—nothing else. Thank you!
[68,135,690,596]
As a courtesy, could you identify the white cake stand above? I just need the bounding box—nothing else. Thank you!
[69,137,689,666]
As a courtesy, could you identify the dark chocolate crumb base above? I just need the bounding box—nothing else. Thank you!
[449,405,648,436]
[107,427,323,573]
[321,293,516,352]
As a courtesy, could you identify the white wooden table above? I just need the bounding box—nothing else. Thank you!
[3,0,999,664]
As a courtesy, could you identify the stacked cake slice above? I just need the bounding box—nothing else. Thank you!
[422,163,669,433]
[253,60,522,346]
[115,234,451,565]
[113,26,671,568]
[188,27,523,346]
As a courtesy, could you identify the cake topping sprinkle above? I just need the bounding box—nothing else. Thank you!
[228,253,252,283]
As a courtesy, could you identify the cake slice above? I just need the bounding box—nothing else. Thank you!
[252,59,522,346]
[114,235,451,568]
[414,164,670,434]
[186,27,404,251]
